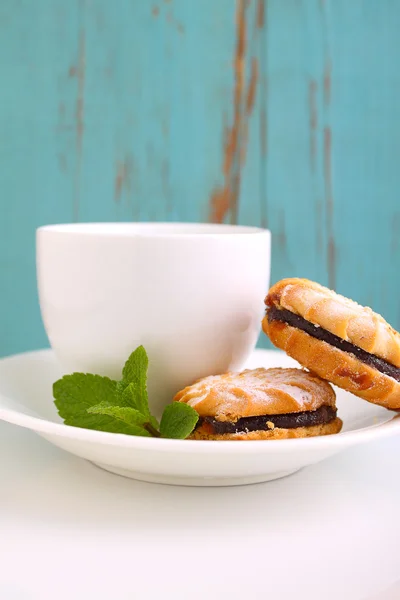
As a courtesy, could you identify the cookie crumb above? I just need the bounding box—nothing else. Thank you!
[266,421,275,429]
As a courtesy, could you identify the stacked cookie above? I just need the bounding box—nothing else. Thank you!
[263,278,400,409]
[175,278,400,440]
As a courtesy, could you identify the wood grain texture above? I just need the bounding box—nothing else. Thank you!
[0,0,399,357]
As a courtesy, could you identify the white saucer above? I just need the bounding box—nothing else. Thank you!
[0,348,398,486]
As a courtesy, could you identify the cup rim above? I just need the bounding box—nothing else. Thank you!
[37,222,270,238]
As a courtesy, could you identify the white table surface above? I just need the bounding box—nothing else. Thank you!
[1,421,399,600]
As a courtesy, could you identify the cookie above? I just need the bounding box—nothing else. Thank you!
[174,367,342,440]
[263,278,400,409]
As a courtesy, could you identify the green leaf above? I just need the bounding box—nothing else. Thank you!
[160,403,199,439]
[117,381,145,411]
[120,383,160,429]
[116,380,160,429]
[53,373,122,431]
[115,379,129,403]
[53,345,160,438]
[87,402,152,437]
[120,346,150,417]
[122,345,148,387]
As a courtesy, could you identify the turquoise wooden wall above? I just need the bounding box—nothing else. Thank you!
[1,0,399,357]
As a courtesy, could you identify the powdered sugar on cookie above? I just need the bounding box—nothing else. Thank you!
[174,367,335,421]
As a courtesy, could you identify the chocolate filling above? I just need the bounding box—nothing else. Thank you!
[268,306,400,383]
[197,405,337,435]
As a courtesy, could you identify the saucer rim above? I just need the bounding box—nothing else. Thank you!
[0,348,399,454]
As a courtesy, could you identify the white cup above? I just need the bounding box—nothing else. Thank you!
[37,223,271,415]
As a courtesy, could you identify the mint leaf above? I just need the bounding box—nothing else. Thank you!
[115,380,130,404]
[160,403,199,439]
[87,402,152,437]
[117,381,148,414]
[119,346,150,417]
[53,373,121,431]
[120,383,160,429]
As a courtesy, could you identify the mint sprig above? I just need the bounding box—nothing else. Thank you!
[53,346,198,439]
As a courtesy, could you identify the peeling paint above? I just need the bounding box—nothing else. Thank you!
[308,80,317,170]
[69,31,86,221]
[225,0,247,184]
[114,156,133,202]
[209,0,263,224]
[246,58,258,115]
[209,188,232,225]
[324,126,335,288]
[166,11,184,34]
[257,0,265,28]
[323,60,331,106]
[208,0,246,224]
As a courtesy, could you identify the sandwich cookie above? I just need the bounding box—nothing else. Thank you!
[174,368,342,440]
[263,278,400,409]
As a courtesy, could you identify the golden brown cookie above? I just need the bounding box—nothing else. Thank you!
[190,419,342,441]
[174,368,342,440]
[263,278,400,409]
